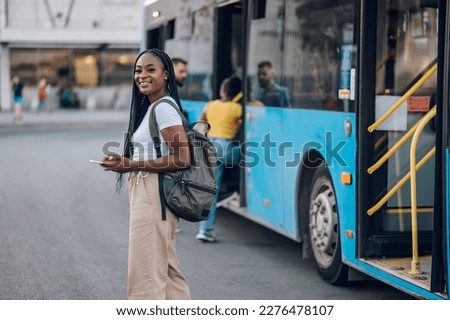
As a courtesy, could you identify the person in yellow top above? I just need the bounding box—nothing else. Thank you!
[196,76,243,242]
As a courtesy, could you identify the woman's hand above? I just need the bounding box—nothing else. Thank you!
[100,154,135,174]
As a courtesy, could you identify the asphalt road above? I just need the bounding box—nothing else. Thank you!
[0,118,413,300]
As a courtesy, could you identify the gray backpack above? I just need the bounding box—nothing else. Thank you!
[149,98,218,222]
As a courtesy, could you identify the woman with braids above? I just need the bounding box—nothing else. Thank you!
[99,49,191,300]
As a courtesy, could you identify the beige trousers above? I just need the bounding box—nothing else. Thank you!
[127,172,191,300]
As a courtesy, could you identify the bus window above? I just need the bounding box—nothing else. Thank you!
[179,6,214,101]
[247,0,357,111]
[247,0,288,108]
[283,0,356,111]
[375,2,437,96]
[157,5,214,102]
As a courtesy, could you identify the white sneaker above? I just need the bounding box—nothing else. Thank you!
[216,191,239,207]
[195,230,217,243]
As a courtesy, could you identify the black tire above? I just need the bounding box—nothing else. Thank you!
[309,164,348,285]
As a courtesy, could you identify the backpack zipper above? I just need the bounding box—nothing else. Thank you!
[179,180,217,194]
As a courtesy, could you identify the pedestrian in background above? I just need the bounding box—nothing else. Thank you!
[60,86,80,109]
[99,49,191,300]
[196,76,243,243]
[11,75,24,123]
[37,77,49,113]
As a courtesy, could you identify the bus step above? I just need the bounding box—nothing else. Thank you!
[367,232,433,257]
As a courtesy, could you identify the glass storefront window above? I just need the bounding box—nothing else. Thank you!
[73,50,99,87]
[103,50,136,85]
[9,48,138,87]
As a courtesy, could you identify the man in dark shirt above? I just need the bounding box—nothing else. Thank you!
[256,61,291,108]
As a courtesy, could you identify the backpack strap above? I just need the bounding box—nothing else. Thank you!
[231,91,243,103]
[149,98,187,221]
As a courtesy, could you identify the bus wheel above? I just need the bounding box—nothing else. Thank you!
[309,165,348,285]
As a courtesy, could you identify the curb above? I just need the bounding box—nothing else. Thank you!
[0,110,129,129]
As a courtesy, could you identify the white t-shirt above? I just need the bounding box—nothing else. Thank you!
[131,97,182,161]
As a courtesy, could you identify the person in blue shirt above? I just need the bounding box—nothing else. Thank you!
[256,61,291,108]
[11,75,24,123]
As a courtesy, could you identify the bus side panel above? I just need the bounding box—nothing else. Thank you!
[180,100,205,123]
[245,106,286,230]
[245,106,357,252]
[282,110,357,264]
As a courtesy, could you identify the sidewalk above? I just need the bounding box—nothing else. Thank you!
[0,109,129,128]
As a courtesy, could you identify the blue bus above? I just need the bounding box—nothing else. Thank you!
[144,0,449,299]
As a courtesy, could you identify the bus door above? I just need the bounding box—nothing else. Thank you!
[244,0,286,227]
[359,0,446,293]
[213,1,244,197]
[213,1,244,98]
[438,0,450,295]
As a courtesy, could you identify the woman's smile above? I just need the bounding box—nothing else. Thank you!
[138,79,152,88]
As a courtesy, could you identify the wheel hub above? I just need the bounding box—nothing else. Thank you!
[311,193,334,252]
[309,184,338,267]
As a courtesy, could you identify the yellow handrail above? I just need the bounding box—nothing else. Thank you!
[367,147,435,215]
[409,107,437,275]
[368,106,436,174]
[383,207,434,214]
[368,63,437,133]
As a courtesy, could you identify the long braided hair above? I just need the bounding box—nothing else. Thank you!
[116,48,183,192]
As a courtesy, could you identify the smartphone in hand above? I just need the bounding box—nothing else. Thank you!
[89,160,104,164]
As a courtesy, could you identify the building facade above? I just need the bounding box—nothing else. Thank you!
[0,0,144,110]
